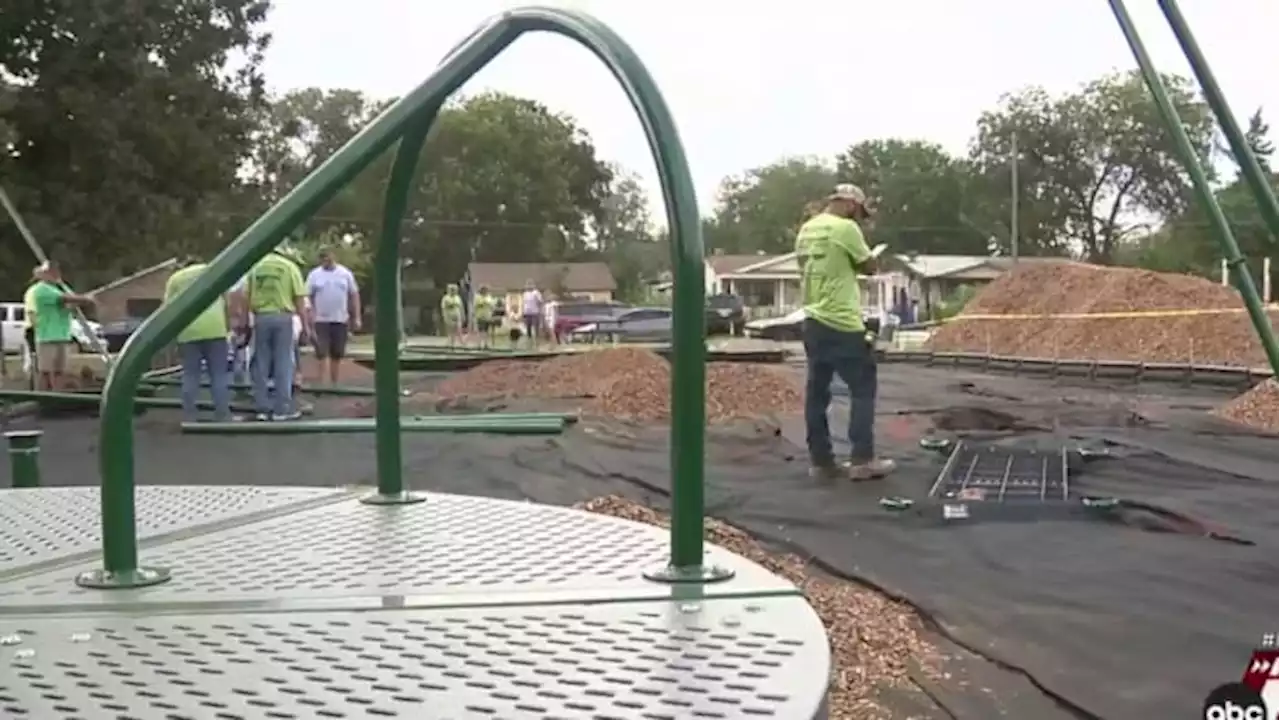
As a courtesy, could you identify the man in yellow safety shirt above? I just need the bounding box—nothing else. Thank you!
[163,258,233,422]
[795,183,896,482]
[472,285,497,348]
[440,284,463,346]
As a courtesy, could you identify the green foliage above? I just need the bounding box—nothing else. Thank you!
[704,158,838,255]
[969,71,1215,263]
[933,284,979,320]
[0,0,271,294]
[835,139,990,254]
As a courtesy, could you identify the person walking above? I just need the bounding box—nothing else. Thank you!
[305,248,360,385]
[520,280,543,350]
[245,249,309,421]
[440,284,463,346]
[162,258,233,422]
[795,183,896,481]
[29,262,95,391]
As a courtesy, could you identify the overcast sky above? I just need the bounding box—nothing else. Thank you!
[261,0,1279,217]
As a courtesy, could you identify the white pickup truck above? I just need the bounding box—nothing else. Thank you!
[0,301,106,355]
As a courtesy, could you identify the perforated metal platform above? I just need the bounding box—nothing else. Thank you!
[0,486,830,719]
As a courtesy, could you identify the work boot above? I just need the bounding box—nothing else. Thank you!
[809,463,847,480]
[848,458,896,481]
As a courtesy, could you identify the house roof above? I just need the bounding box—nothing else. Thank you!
[467,262,616,292]
[89,258,178,294]
[707,254,771,275]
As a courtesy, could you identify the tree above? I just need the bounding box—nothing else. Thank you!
[703,158,837,255]
[1243,109,1274,174]
[0,0,271,294]
[835,139,990,254]
[403,93,612,289]
[969,71,1215,263]
[237,90,614,294]
[593,167,662,301]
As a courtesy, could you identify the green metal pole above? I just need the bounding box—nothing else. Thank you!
[1156,0,1278,243]
[5,430,41,488]
[1108,0,1279,376]
[361,117,435,506]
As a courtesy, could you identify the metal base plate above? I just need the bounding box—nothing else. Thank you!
[0,486,829,718]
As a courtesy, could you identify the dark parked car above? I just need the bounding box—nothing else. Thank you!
[706,293,746,335]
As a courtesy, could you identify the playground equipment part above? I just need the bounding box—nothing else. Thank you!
[4,429,41,488]
[2,3,1272,717]
[180,413,569,435]
[0,389,255,415]
[140,376,379,397]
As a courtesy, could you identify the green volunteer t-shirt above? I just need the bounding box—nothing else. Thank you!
[164,263,228,343]
[31,281,73,343]
[473,294,495,321]
[441,294,462,318]
[247,253,306,314]
[795,212,872,333]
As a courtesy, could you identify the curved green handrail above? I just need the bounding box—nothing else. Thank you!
[85,6,722,589]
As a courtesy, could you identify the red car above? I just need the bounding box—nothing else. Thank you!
[551,301,631,341]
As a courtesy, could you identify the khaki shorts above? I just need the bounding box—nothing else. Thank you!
[37,342,70,374]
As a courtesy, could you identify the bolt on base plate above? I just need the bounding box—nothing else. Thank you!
[643,563,736,584]
[359,491,427,506]
[75,566,172,590]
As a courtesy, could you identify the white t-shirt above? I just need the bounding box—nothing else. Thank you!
[521,289,543,317]
[306,264,358,324]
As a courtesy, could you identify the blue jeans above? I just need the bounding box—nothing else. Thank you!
[251,312,296,416]
[179,337,232,422]
[803,318,878,465]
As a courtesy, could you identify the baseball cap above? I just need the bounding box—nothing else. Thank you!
[828,183,868,205]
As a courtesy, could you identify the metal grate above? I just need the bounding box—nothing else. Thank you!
[0,492,791,605]
[927,443,1069,504]
[917,442,1078,523]
[0,596,830,719]
[0,486,343,573]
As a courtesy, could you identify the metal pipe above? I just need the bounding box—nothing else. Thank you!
[1107,0,1279,376]
[363,116,435,506]
[5,430,42,488]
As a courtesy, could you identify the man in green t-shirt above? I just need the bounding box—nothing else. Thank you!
[244,250,309,420]
[163,259,233,422]
[472,285,497,348]
[30,262,96,391]
[795,183,895,481]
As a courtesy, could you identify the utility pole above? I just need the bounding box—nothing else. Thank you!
[1010,133,1020,263]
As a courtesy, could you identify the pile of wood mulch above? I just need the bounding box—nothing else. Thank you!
[388,348,802,423]
[928,261,1278,368]
[1213,380,1278,433]
[576,495,944,720]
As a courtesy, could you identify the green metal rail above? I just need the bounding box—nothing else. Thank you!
[88,6,719,590]
[1108,0,1278,376]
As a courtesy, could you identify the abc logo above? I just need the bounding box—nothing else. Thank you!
[1204,682,1267,720]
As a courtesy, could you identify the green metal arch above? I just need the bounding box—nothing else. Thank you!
[90,7,713,588]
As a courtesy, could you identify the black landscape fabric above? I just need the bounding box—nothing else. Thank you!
[8,366,1277,720]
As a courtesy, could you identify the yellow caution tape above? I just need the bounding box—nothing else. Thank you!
[948,305,1279,321]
